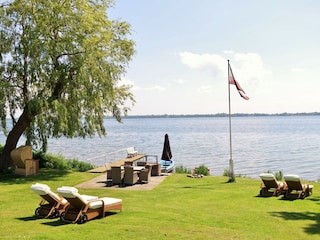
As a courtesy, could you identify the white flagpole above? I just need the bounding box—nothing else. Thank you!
[227,60,235,182]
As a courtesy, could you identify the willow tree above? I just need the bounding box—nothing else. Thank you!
[0,0,135,171]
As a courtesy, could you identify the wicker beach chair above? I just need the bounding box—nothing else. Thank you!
[30,183,69,218]
[283,174,313,199]
[57,186,122,224]
[259,173,285,197]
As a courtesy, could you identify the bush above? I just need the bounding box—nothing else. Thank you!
[33,150,94,172]
[175,165,192,174]
[193,165,210,176]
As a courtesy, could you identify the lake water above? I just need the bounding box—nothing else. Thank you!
[1,115,320,181]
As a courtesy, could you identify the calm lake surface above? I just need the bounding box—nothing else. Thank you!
[1,115,320,181]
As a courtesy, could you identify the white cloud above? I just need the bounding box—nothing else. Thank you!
[197,85,212,93]
[180,51,272,85]
[179,51,225,75]
[119,78,165,92]
[134,85,166,91]
[173,78,185,84]
[291,67,304,73]
[118,77,134,87]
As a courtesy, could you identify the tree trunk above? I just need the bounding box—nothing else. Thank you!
[0,108,33,171]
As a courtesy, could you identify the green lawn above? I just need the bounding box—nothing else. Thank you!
[1,170,320,240]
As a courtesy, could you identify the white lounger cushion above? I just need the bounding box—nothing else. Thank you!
[31,183,68,204]
[283,174,301,182]
[57,186,98,202]
[57,186,99,203]
[259,173,276,181]
[89,197,122,209]
[57,186,121,209]
[31,183,51,195]
[284,174,314,189]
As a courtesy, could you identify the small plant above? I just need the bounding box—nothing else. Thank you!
[223,168,229,177]
[267,170,283,181]
[274,171,283,181]
[175,165,192,174]
[193,165,210,176]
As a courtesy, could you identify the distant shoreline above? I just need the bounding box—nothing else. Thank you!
[116,112,320,119]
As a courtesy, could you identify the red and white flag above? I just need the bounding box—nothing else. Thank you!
[228,63,249,100]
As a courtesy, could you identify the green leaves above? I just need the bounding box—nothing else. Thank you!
[0,0,135,151]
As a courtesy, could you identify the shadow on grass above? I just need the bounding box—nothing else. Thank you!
[182,185,215,190]
[41,212,118,226]
[254,195,320,202]
[16,216,43,221]
[255,194,274,198]
[0,169,71,185]
[270,211,320,235]
[42,220,69,226]
[278,195,320,202]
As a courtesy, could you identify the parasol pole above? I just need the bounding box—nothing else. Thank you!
[228,60,235,182]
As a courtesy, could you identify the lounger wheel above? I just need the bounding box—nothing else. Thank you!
[284,190,289,198]
[60,212,66,222]
[51,210,60,218]
[35,207,41,216]
[79,214,88,224]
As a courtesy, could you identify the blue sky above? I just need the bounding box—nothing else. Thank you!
[108,0,320,115]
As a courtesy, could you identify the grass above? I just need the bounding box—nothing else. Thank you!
[1,170,320,239]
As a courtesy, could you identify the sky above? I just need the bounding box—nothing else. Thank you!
[108,0,320,115]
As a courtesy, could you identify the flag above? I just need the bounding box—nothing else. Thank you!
[228,63,249,100]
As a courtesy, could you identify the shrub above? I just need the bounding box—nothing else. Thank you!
[193,165,210,176]
[33,150,94,172]
[175,165,192,174]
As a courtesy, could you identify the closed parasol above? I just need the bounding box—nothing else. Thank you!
[161,134,174,173]
[161,134,172,160]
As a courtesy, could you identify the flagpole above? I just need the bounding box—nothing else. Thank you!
[227,60,235,182]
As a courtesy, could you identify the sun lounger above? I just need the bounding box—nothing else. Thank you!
[283,174,313,199]
[57,186,122,224]
[30,183,69,218]
[259,173,285,197]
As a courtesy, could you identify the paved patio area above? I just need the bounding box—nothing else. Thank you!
[76,173,168,190]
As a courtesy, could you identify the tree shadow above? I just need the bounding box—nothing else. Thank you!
[0,169,72,185]
[270,211,320,235]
